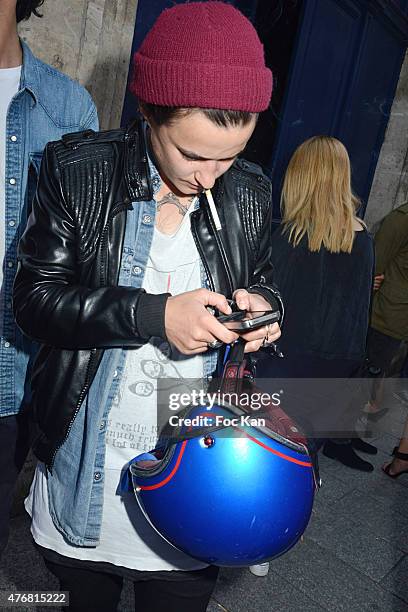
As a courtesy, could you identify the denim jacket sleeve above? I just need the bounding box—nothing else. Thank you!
[13,142,169,349]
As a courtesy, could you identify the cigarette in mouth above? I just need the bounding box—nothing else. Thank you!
[205,189,222,231]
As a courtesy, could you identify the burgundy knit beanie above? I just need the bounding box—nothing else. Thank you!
[130,1,272,112]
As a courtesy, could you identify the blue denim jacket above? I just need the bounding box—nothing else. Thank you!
[46,160,218,546]
[1,41,98,417]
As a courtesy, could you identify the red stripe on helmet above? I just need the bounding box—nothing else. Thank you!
[233,427,313,467]
[139,440,188,490]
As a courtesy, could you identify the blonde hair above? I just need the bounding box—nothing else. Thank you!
[281,136,362,253]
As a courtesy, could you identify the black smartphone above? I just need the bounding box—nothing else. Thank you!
[216,311,247,324]
[218,310,280,332]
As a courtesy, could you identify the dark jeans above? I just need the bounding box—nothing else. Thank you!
[0,411,31,559]
[44,557,219,612]
[366,327,405,376]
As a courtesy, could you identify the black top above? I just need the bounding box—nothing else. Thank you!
[271,227,374,361]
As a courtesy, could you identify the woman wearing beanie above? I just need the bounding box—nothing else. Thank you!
[14,2,282,610]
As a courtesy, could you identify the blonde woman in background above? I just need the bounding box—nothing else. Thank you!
[257,136,375,470]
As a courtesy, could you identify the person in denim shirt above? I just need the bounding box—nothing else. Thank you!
[0,0,98,558]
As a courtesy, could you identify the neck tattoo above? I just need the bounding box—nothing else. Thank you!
[156,192,195,217]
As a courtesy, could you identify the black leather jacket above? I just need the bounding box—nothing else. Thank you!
[13,120,282,467]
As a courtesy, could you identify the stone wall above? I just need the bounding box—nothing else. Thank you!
[18,0,139,130]
[365,51,408,230]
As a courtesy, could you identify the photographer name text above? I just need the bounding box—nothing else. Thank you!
[168,414,266,427]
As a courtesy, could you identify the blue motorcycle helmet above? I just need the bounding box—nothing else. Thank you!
[128,343,317,567]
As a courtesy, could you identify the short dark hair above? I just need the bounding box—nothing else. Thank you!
[140,102,257,128]
[16,0,44,23]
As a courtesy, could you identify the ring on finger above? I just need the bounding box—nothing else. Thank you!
[207,340,222,350]
[262,324,275,347]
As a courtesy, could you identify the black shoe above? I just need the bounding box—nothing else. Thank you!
[323,441,374,472]
[351,437,378,455]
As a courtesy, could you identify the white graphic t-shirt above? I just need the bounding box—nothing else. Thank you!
[26,203,208,571]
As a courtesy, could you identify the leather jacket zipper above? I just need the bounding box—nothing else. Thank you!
[211,224,234,296]
[190,211,215,292]
[49,347,97,471]
[205,187,234,295]
[49,202,131,471]
[193,198,234,296]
